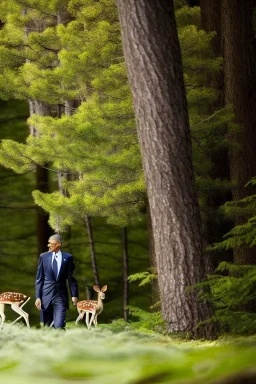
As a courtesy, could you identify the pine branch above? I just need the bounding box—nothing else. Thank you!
[31,36,59,54]
[191,107,228,130]
[14,0,57,19]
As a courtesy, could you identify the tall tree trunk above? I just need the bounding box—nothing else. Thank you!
[200,0,233,270]
[117,0,217,338]
[222,0,256,264]
[24,10,52,255]
[85,215,100,286]
[200,0,221,55]
[122,227,129,321]
[29,100,52,254]
[55,7,79,239]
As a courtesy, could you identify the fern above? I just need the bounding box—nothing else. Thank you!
[126,305,167,334]
[198,262,256,335]
[209,177,256,251]
[128,268,157,286]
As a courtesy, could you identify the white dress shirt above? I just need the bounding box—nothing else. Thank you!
[52,250,62,278]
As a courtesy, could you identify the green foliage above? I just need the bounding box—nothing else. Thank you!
[198,262,256,334]
[0,139,35,173]
[0,2,232,232]
[126,306,167,334]
[1,325,256,383]
[126,270,164,333]
[209,177,256,251]
[128,268,157,286]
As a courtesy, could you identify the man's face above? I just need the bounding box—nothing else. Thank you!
[48,240,61,253]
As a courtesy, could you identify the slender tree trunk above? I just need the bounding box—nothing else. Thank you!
[85,215,100,286]
[117,0,217,338]
[55,8,80,239]
[24,10,52,255]
[29,100,52,254]
[222,0,256,264]
[122,227,129,321]
[35,164,51,253]
[200,0,221,55]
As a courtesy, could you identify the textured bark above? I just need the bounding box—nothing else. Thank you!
[117,0,217,338]
[122,227,129,321]
[29,100,52,255]
[85,215,100,286]
[200,0,221,55]
[24,10,53,255]
[56,9,80,238]
[222,0,256,264]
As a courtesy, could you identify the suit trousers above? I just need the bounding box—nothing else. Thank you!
[41,295,66,329]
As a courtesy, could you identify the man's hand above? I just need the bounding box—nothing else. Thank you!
[35,298,41,310]
[72,297,78,306]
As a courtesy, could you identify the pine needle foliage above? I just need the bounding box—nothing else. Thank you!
[128,268,157,287]
[209,178,256,251]
[126,269,165,333]
[0,3,232,232]
[197,262,256,335]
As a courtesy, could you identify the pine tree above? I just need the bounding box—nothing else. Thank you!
[221,0,256,265]
[116,0,218,338]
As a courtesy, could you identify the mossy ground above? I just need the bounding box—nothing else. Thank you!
[0,321,256,383]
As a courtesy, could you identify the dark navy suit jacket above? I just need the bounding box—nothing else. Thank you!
[35,251,79,310]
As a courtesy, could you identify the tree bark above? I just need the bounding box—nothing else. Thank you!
[24,10,53,255]
[222,0,256,264]
[56,8,80,238]
[200,0,221,55]
[85,215,100,286]
[29,100,52,254]
[116,0,217,338]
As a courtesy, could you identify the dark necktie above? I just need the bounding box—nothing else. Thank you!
[52,254,58,279]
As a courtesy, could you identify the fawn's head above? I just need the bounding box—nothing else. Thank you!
[93,285,108,300]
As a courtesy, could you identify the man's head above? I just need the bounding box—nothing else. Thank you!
[48,234,62,253]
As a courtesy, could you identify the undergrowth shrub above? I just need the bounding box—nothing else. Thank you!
[198,262,256,335]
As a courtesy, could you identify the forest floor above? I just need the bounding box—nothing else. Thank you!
[0,322,256,384]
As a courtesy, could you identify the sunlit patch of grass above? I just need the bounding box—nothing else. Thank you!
[0,323,256,383]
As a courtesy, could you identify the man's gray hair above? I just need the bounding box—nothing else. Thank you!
[49,234,63,244]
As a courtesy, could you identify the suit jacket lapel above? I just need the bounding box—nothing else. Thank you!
[48,252,56,280]
[58,252,67,279]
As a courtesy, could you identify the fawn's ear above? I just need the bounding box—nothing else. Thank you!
[93,285,100,292]
[101,285,107,292]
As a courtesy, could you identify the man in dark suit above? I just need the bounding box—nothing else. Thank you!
[35,234,78,329]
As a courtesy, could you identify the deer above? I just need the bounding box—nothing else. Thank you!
[0,292,30,329]
[75,285,107,329]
